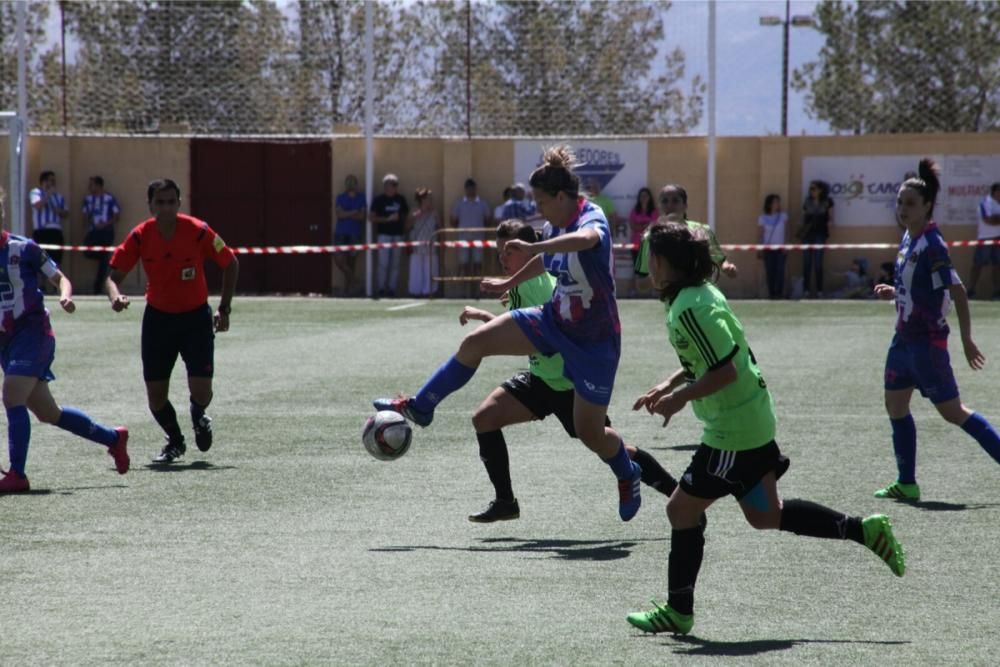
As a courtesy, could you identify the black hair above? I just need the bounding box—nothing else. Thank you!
[147,178,181,203]
[990,182,1000,196]
[900,158,941,217]
[502,186,512,199]
[660,184,688,206]
[464,178,476,188]
[763,193,780,214]
[808,180,830,201]
[39,170,54,184]
[633,187,655,216]
[647,221,718,302]
[90,175,104,187]
[496,219,538,244]
[528,145,580,198]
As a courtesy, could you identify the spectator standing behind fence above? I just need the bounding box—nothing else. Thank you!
[81,176,121,295]
[494,186,513,223]
[334,175,367,297]
[407,188,441,298]
[627,187,657,297]
[29,171,69,270]
[758,194,787,299]
[503,183,541,232]
[451,178,492,296]
[967,182,1000,300]
[370,173,409,298]
[799,180,834,299]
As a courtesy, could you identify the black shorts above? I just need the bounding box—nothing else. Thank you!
[141,303,215,382]
[679,441,790,501]
[500,371,611,439]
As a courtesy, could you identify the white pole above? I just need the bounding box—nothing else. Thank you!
[706,0,717,233]
[364,0,375,298]
[14,0,28,236]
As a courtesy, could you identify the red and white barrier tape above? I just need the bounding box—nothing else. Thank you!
[37,237,1000,255]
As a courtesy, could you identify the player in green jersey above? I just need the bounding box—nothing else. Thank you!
[633,184,737,281]
[625,221,905,636]
[461,220,679,522]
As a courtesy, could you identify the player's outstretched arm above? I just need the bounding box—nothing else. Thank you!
[105,268,130,312]
[874,284,895,300]
[215,257,239,333]
[459,306,495,326]
[482,254,544,294]
[633,368,687,412]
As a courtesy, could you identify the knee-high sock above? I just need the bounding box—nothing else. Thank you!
[411,356,477,414]
[602,440,634,480]
[630,447,677,497]
[7,405,31,476]
[151,401,184,442]
[890,415,917,484]
[668,525,705,615]
[961,412,1000,465]
[476,430,514,502]
[55,407,118,446]
[779,498,864,544]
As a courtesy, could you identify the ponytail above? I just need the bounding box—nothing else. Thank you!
[900,158,941,216]
[528,145,581,198]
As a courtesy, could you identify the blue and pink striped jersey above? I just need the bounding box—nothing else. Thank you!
[542,198,620,343]
[0,231,60,334]
[893,222,961,342]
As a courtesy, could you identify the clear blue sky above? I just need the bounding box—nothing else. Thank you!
[666,0,829,135]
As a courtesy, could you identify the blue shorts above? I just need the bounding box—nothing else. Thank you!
[1,323,56,382]
[884,334,958,404]
[973,243,1000,266]
[509,304,619,406]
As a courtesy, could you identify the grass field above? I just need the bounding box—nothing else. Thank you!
[2,296,999,666]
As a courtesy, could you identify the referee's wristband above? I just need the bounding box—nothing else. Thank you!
[217,305,232,315]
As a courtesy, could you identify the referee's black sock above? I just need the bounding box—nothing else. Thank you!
[151,401,184,444]
[779,498,864,544]
[190,396,210,426]
[630,447,678,497]
[668,524,705,616]
[476,430,514,502]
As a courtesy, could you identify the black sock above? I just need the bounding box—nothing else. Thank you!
[779,498,864,544]
[476,430,514,502]
[151,401,184,443]
[190,396,209,427]
[630,447,678,497]
[668,525,705,615]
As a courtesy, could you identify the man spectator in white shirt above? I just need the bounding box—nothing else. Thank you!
[29,170,69,267]
[968,182,1000,300]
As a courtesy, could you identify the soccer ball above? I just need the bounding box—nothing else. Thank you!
[362,410,413,461]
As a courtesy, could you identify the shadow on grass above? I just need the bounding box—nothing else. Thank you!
[143,461,237,473]
[909,500,1000,512]
[655,443,700,452]
[371,536,666,561]
[666,636,910,656]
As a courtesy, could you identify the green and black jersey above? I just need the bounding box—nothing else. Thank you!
[508,274,573,392]
[634,218,727,277]
[666,282,775,451]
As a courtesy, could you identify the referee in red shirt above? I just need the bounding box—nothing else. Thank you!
[106,179,239,463]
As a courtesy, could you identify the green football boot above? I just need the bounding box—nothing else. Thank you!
[626,600,694,635]
[862,514,905,577]
[873,481,921,501]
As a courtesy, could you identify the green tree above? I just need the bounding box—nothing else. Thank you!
[794,0,1000,134]
[0,2,57,129]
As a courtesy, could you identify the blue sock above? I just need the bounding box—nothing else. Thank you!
[603,440,634,480]
[56,407,118,447]
[890,415,917,484]
[411,356,477,414]
[961,412,1000,466]
[7,405,31,476]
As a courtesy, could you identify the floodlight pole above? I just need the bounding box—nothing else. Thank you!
[14,0,28,236]
[759,1,815,136]
[364,0,375,298]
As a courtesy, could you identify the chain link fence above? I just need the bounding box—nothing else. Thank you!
[1,1,998,138]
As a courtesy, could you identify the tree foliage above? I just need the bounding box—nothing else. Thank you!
[793,0,1000,134]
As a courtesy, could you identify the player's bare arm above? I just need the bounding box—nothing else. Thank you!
[948,282,985,370]
[105,268,130,312]
[49,270,75,314]
[481,254,544,294]
[214,257,239,333]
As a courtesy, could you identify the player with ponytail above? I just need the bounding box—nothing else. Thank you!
[873,159,1000,501]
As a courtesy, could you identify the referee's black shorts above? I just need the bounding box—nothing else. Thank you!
[500,371,611,439]
[141,303,215,382]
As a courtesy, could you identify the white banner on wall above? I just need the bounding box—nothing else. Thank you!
[803,154,1000,227]
[514,140,648,278]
